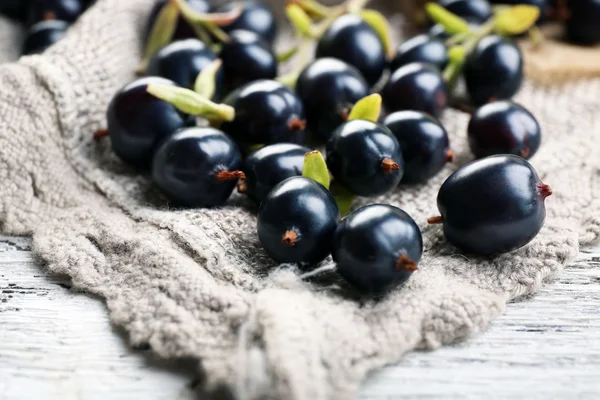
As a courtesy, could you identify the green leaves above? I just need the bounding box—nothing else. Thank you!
[136,0,179,74]
[330,181,355,217]
[286,3,315,38]
[494,5,540,35]
[193,59,222,99]
[425,3,471,34]
[302,151,331,190]
[348,94,382,123]
[147,83,235,121]
[360,9,395,58]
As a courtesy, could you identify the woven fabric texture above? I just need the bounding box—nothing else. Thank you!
[1,1,599,399]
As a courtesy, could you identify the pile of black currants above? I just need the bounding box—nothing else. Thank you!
[0,0,95,55]
[92,0,554,296]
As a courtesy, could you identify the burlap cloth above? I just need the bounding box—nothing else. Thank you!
[1,1,600,399]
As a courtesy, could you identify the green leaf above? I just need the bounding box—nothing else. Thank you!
[360,9,395,58]
[494,5,540,35]
[286,4,314,38]
[136,0,179,74]
[330,181,355,217]
[293,0,331,19]
[276,45,299,63]
[425,3,471,34]
[194,59,222,99]
[302,151,331,189]
[147,83,235,121]
[447,45,466,64]
[348,94,382,122]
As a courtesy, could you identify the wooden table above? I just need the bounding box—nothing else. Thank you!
[1,235,599,399]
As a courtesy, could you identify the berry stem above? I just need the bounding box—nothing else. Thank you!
[93,129,109,140]
[214,170,246,182]
[381,158,400,174]
[396,254,418,272]
[282,230,299,247]
[537,183,553,200]
[427,216,444,224]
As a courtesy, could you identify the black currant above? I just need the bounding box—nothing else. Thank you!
[464,35,523,105]
[333,204,423,295]
[383,110,453,183]
[28,0,85,24]
[221,80,306,146]
[316,14,386,86]
[146,38,219,91]
[382,62,448,118]
[566,0,600,45]
[145,0,211,42]
[257,176,340,265]
[468,100,541,159]
[240,143,312,204]
[437,0,492,23]
[152,127,244,208]
[217,1,277,44]
[326,120,404,197]
[22,20,68,55]
[295,58,369,143]
[390,34,449,72]
[219,29,277,93]
[428,20,480,41]
[429,154,552,255]
[0,0,30,21]
[106,77,188,168]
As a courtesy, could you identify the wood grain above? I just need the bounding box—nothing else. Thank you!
[1,235,599,399]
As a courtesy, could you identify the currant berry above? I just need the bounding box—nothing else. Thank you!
[437,0,492,23]
[28,0,85,24]
[22,20,68,55]
[390,34,449,72]
[217,0,277,44]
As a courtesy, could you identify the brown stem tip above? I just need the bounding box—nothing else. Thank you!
[340,107,351,122]
[281,230,298,247]
[215,170,246,182]
[537,183,553,200]
[43,11,56,20]
[288,117,307,132]
[519,147,531,158]
[237,180,248,194]
[381,158,400,174]
[396,254,419,272]
[93,129,109,140]
[445,149,455,163]
[427,216,444,224]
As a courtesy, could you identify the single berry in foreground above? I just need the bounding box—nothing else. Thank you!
[437,0,492,23]
[221,80,305,145]
[316,14,386,86]
[240,143,312,204]
[106,77,188,167]
[382,62,448,118]
[152,127,243,208]
[468,100,541,159]
[429,154,552,255]
[22,19,68,55]
[464,35,523,105]
[219,29,277,93]
[295,58,369,142]
[146,39,219,91]
[383,111,453,183]
[333,204,423,295]
[390,34,449,72]
[257,177,340,265]
[326,120,404,197]
[218,0,277,44]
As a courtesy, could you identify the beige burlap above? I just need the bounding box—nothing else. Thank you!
[1,1,599,399]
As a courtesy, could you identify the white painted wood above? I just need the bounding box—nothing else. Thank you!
[1,235,599,399]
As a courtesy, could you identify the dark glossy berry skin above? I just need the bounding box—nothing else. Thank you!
[145,0,210,42]
[147,39,218,91]
[468,101,541,160]
[326,120,404,197]
[29,0,84,24]
[566,0,600,45]
[219,30,277,93]
[383,111,452,183]
[22,20,68,55]
[108,77,187,168]
[241,143,312,204]
[391,34,449,72]
[428,20,479,40]
[257,177,340,265]
[296,58,369,143]
[333,204,423,295]
[316,14,386,86]
[152,127,243,208]
[437,0,492,23]
[382,62,448,119]
[464,35,523,105]
[0,0,30,21]
[218,1,277,44]
[221,80,305,145]
[434,154,551,255]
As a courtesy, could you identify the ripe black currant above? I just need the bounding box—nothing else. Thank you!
[390,34,449,72]
[28,0,85,24]
[22,19,68,55]
[437,0,492,23]
[146,0,211,42]
[217,0,277,44]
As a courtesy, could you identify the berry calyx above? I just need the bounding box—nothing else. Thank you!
[396,254,419,272]
[282,230,299,247]
[214,170,246,182]
[381,158,401,174]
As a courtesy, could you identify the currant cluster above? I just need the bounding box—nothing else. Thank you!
[92,0,553,296]
[0,0,94,55]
